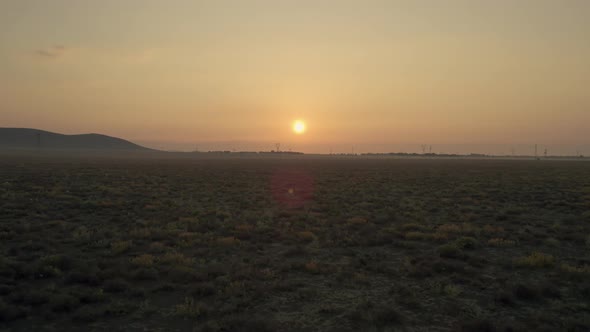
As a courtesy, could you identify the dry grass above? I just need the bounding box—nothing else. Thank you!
[347,217,368,225]
[560,263,590,278]
[111,240,132,255]
[515,252,555,268]
[131,254,154,267]
[216,236,239,246]
[159,252,194,266]
[2,156,590,331]
[488,238,516,247]
[296,231,315,242]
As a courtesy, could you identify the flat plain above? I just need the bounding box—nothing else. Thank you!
[1,155,589,331]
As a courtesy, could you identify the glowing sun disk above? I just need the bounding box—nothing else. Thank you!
[293,120,306,134]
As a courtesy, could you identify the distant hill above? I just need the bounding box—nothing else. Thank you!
[0,128,151,151]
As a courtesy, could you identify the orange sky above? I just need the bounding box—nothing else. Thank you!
[1,1,589,154]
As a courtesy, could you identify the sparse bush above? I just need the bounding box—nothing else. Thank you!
[111,240,132,255]
[159,252,194,266]
[437,223,480,237]
[216,236,239,246]
[487,238,515,247]
[131,254,154,267]
[401,223,424,231]
[190,282,216,297]
[438,243,462,258]
[483,225,504,235]
[347,217,368,225]
[235,224,254,232]
[438,224,462,234]
[168,266,199,283]
[175,297,206,319]
[282,245,308,257]
[39,254,76,272]
[432,232,450,242]
[405,231,430,241]
[515,252,554,268]
[295,231,315,243]
[560,263,590,280]
[130,228,151,239]
[149,241,166,253]
[544,237,560,247]
[442,284,462,297]
[454,236,478,249]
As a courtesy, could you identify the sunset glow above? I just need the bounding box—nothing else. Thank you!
[0,1,588,154]
[293,121,306,135]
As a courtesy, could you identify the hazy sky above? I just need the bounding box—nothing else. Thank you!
[1,0,589,153]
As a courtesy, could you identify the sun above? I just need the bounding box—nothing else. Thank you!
[293,120,306,134]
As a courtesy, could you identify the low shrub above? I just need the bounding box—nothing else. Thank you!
[131,254,155,268]
[515,252,554,268]
[400,223,424,232]
[454,236,478,249]
[487,238,516,247]
[405,231,430,241]
[295,231,315,243]
[111,240,132,255]
[560,263,590,280]
[438,242,465,259]
[159,252,194,266]
[175,297,206,319]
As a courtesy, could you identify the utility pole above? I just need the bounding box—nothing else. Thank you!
[275,143,280,153]
[544,147,547,158]
[535,144,538,159]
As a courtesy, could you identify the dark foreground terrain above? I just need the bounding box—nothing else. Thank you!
[1,155,589,331]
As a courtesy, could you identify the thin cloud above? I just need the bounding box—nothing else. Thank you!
[34,45,67,58]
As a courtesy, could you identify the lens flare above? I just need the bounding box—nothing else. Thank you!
[270,168,314,209]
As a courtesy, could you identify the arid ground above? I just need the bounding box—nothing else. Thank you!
[1,155,589,331]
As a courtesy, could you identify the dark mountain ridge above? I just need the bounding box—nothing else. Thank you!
[0,128,151,150]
